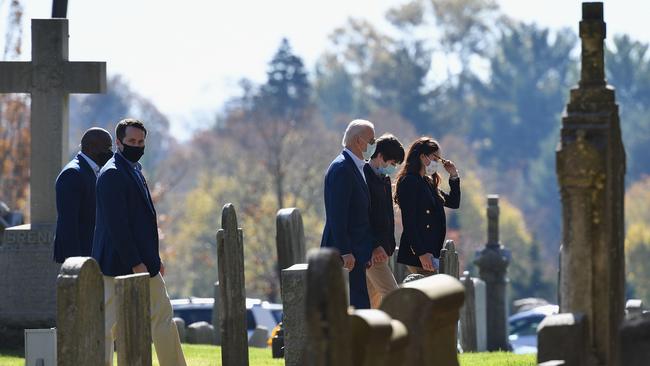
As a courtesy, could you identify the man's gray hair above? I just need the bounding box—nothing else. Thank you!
[341,119,375,147]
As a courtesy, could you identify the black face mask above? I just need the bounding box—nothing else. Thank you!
[120,142,145,163]
[95,151,113,167]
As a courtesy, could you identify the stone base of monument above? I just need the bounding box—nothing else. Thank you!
[0,224,60,348]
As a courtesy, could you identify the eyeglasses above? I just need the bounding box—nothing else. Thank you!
[360,136,376,145]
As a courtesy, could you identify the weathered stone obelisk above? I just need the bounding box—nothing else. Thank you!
[556,3,625,365]
[474,195,510,351]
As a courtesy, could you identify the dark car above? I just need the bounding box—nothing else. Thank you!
[171,297,282,339]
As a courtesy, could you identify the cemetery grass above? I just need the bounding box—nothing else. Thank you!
[0,346,536,365]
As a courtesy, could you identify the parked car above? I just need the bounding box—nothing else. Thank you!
[508,304,558,354]
[171,297,282,339]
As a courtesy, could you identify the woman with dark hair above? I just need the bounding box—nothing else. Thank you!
[394,137,461,275]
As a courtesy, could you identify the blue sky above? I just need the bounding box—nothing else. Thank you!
[2,0,648,139]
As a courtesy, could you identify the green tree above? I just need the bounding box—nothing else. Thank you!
[625,176,650,303]
[606,35,650,182]
[0,0,30,216]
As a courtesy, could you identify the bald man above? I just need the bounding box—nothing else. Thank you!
[53,128,113,263]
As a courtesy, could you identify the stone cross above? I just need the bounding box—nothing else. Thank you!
[0,19,106,224]
[459,271,487,352]
[281,263,308,366]
[380,274,465,366]
[276,208,306,280]
[554,3,626,365]
[474,195,510,351]
[0,19,105,339]
[440,240,459,278]
[115,273,151,366]
[216,203,249,366]
[56,257,104,366]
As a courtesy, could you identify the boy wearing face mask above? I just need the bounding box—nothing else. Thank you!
[363,134,405,308]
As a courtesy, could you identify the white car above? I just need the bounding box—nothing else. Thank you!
[508,304,558,354]
[171,297,282,339]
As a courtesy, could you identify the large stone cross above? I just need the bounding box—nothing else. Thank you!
[0,19,106,224]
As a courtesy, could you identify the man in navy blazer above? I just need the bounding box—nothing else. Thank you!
[321,119,376,309]
[53,128,113,263]
[93,118,186,366]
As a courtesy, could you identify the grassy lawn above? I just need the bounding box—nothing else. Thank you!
[1,345,536,365]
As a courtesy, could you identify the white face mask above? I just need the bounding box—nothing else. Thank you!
[425,156,439,175]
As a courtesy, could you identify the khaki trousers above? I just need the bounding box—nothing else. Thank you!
[104,274,186,366]
[366,260,399,309]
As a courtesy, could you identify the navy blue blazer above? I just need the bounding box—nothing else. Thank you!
[53,154,97,263]
[396,173,461,267]
[320,151,374,265]
[92,153,161,277]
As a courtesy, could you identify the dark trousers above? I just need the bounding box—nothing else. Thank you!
[349,262,371,309]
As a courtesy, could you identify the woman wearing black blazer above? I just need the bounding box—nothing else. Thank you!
[395,137,461,274]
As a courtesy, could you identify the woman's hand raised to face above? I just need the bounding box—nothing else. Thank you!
[442,159,458,177]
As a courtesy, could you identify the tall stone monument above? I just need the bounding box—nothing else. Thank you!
[0,18,106,343]
[555,2,625,365]
[474,195,510,351]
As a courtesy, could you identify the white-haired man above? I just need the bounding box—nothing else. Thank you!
[321,119,376,309]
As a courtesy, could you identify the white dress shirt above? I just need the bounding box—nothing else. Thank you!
[344,148,367,184]
[79,152,100,177]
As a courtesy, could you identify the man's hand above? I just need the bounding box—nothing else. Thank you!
[160,261,165,276]
[341,254,356,271]
[418,253,437,272]
[371,246,389,264]
[132,263,149,274]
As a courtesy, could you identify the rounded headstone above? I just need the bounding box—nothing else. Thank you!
[186,321,214,345]
[173,317,186,343]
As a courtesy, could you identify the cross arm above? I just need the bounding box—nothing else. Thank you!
[64,61,106,93]
[0,62,32,93]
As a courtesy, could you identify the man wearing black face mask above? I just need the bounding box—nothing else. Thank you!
[92,118,186,366]
[53,127,113,263]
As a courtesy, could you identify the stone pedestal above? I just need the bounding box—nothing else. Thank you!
[281,263,308,366]
[0,224,60,346]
